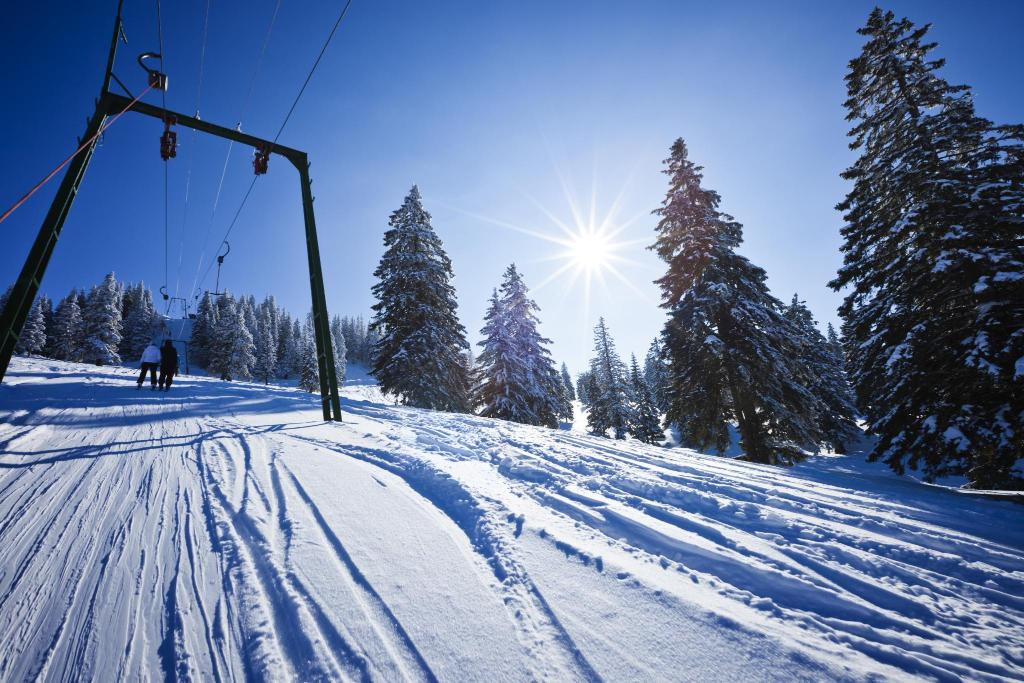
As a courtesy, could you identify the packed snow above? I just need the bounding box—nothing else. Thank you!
[0,357,1022,681]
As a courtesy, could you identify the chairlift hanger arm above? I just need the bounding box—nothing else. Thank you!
[101,92,307,166]
[217,240,230,264]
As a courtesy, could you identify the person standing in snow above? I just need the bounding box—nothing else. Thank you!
[137,342,160,390]
[158,339,179,392]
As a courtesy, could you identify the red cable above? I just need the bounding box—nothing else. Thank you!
[0,83,156,226]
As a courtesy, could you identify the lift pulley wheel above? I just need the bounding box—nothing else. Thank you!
[137,52,168,92]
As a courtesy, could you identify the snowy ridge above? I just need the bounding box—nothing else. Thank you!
[0,357,1022,681]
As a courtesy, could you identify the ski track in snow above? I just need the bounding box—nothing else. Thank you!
[0,357,1022,682]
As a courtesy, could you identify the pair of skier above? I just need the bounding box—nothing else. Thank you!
[137,340,178,391]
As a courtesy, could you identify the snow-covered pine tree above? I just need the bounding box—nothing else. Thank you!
[40,294,56,357]
[558,363,575,423]
[240,297,257,341]
[832,9,1024,488]
[628,354,664,444]
[259,296,279,346]
[643,338,670,412]
[356,314,371,363]
[560,363,576,402]
[576,370,594,407]
[370,186,471,411]
[51,290,84,362]
[239,297,259,376]
[298,315,320,393]
[784,294,860,453]
[587,318,631,439]
[363,325,380,366]
[476,288,523,422]
[214,293,234,328]
[80,273,123,366]
[826,324,844,366]
[190,292,218,369]
[340,316,352,351]
[285,318,303,379]
[276,311,294,378]
[15,296,47,355]
[208,294,254,381]
[118,281,135,321]
[582,371,605,433]
[651,139,821,463]
[330,314,347,384]
[475,265,562,428]
[253,306,278,384]
[340,316,363,364]
[462,346,482,413]
[120,283,156,362]
[340,315,368,365]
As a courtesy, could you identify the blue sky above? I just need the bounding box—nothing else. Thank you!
[2,1,1022,374]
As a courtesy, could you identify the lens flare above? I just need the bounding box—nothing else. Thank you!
[568,231,612,270]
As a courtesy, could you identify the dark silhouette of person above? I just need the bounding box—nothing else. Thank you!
[158,340,179,392]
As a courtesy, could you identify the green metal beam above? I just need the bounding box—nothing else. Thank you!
[298,160,343,421]
[101,93,306,164]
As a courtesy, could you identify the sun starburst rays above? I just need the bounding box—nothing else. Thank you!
[436,170,649,321]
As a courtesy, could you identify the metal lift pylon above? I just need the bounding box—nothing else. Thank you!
[0,0,342,422]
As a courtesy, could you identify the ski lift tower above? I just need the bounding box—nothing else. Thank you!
[0,1,342,421]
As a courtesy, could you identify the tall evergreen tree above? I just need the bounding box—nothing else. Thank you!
[51,290,83,362]
[276,311,294,378]
[785,295,860,454]
[651,139,821,463]
[576,370,594,407]
[208,294,254,381]
[832,9,1024,487]
[239,297,259,376]
[16,296,47,355]
[190,292,217,369]
[643,338,670,412]
[628,354,665,444]
[260,296,279,347]
[298,316,320,393]
[253,307,278,384]
[558,363,575,424]
[284,318,304,379]
[463,347,482,413]
[475,266,562,427]
[121,283,156,362]
[370,186,471,411]
[80,273,123,366]
[330,314,347,384]
[587,318,631,439]
[826,323,845,366]
[40,294,56,358]
[340,315,372,365]
[560,363,576,402]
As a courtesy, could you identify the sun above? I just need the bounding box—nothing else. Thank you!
[432,169,652,319]
[567,230,613,271]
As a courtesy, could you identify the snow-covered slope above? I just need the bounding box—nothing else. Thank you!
[0,357,1021,681]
